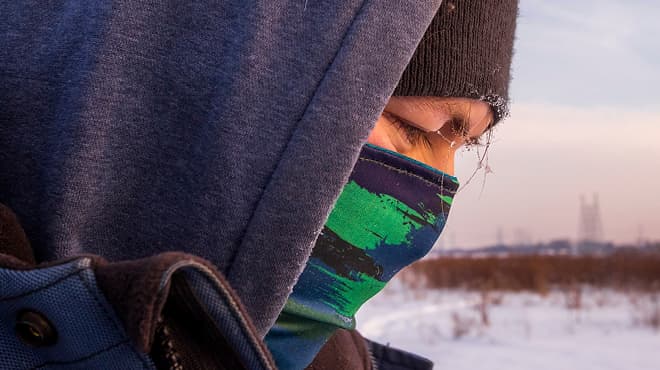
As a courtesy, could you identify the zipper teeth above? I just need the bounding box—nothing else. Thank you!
[367,343,378,370]
[156,319,184,370]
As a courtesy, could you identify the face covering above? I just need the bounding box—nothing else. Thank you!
[265,143,459,370]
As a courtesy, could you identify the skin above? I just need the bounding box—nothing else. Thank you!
[366,97,494,175]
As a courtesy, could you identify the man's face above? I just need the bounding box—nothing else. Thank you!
[367,97,493,175]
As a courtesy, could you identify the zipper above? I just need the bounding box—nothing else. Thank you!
[152,318,184,370]
[367,341,379,370]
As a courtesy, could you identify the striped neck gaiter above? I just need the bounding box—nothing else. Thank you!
[266,144,459,370]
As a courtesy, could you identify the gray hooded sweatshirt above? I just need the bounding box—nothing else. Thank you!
[0,0,442,336]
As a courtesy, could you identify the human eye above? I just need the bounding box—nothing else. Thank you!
[383,111,432,148]
[449,117,469,138]
[449,117,483,147]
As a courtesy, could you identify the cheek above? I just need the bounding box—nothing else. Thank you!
[367,118,458,175]
[366,117,397,151]
[412,134,458,175]
[423,145,457,176]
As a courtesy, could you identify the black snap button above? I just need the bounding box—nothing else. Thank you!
[15,309,58,347]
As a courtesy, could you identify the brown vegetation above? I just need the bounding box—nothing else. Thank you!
[404,252,660,293]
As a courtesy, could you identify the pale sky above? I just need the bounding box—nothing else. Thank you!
[444,0,660,248]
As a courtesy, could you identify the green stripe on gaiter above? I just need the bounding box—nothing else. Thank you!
[324,181,437,250]
[311,263,386,318]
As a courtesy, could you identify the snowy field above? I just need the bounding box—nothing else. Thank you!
[356,280,660,370]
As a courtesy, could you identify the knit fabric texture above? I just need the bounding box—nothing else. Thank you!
[0,0,444,336]
[393,0,519,123]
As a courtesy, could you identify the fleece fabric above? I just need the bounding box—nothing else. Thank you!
[0,0,443,335]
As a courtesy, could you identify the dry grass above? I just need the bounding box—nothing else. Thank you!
[630,293,660,331]
[405,252,660,293]
[451,312,477,339]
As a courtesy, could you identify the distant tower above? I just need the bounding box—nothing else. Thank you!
[513,228,532,247]
[496,227,504,246]
[637,224,646,247]
[578,193,604,246]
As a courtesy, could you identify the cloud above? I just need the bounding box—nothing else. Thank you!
[440,2,660,248]
[512,0,660,109]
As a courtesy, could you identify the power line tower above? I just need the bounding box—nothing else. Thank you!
[496,226,504,246]
[577,193,604,250]
[636,224,646,247]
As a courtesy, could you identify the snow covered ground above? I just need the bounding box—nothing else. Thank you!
[356,280,660,370]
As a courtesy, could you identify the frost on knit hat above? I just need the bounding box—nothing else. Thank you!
[394,0,519,123]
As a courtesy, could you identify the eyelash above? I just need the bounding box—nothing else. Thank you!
[386,113,432,148]
[449,118,483,147]
[386,112,483,148]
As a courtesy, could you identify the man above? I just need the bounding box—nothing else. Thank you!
[267,1,518,368]
[0,0,443,339]
[0,0,516,368]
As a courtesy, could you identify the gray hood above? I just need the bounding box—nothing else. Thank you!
[0,0,442,335]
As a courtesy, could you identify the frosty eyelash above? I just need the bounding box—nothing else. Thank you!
[385,111,483,148]
[449,117,483,147]
[383,112,432,148]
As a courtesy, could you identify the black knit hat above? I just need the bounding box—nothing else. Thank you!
[394,0,519,123]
